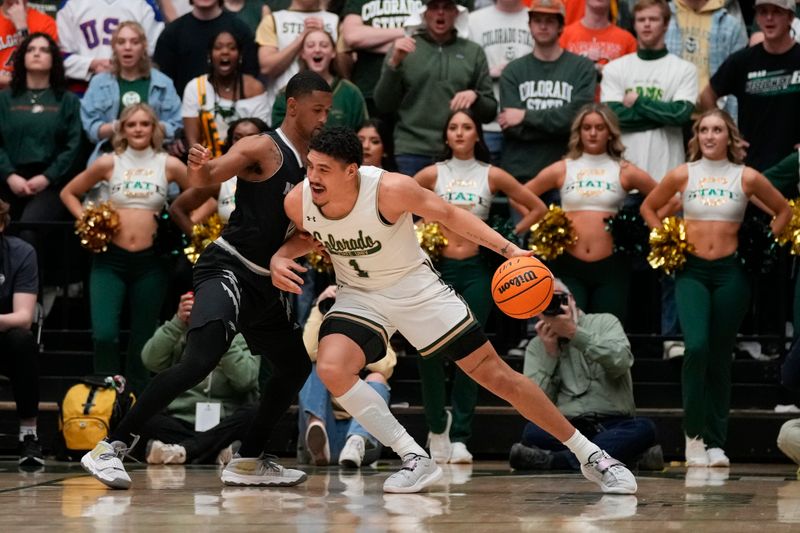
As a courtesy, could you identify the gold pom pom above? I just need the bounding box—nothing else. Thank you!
[183,213,225,264]
[775,198,800,256]
[306,250,333,273]
[527,204,577,261]
[416,222,448,262]
[75,201,120,253]
[647,216,695,274]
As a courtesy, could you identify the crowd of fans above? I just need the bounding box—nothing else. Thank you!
[2,0,800,474]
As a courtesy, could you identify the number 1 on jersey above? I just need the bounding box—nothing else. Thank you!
[349,259,369,278]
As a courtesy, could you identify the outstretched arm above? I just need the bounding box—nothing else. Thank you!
[381,172,531,258]
[187,135,281,187]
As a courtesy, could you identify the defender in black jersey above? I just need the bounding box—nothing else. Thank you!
[80,72,333,490]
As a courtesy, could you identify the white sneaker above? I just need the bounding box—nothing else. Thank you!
[685,435,709,467]
[580,450,637,494]
[706,447,730,467]
[339,435,366,468]
[221,455,308,487]
[427,410,452,464]
[383,454,443,494]
[146,440,186,465]
[81,440,135,490]
[663,341,685,359]
[305,420,330,466]
[448,442,473,464]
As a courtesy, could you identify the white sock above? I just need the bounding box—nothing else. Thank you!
[562,430,601,465]
[19,425,37,442]
[336,380,427,459]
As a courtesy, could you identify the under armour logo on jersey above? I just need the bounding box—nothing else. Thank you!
[283,182,293,195]
[306,216,317,222]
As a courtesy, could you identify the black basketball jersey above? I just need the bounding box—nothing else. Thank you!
[220,130,304,269]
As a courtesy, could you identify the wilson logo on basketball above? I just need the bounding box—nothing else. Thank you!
[497,271,537,294]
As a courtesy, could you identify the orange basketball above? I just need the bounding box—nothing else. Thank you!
[491,256,554,319]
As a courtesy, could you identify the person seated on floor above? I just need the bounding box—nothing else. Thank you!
[298,285,395,468]
[0,197,42,466]
[509,278,663,471]
[137,291,260,465]
[778,338,800,470]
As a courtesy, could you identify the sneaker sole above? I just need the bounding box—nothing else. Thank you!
[306,425,329,466]
[220,470,308,487]
[19,456,45,467]
[580,465,637,495]
[339,456,361,469]
[383,465,443,494]
[80,456,132,490]
[448,456,473,464]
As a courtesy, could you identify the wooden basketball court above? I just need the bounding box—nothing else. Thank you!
[0,460,798,531]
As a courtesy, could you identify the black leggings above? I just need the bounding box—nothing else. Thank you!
[110,320,310,456]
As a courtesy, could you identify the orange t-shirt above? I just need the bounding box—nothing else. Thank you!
[0,8,58,73]
[560,22,637,67]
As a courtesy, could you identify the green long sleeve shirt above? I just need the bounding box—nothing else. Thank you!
[0,88,83,185]
[373,31,496,158]
[523,313,636,419]
[141,315,260,425]
[764,149,800,199]
[499,51,596,181]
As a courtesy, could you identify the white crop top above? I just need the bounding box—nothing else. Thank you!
[433,158,493,221]
[560,153,626,214]
[217,176,237,223]
[682,158,747,223]
[108,147,168,211]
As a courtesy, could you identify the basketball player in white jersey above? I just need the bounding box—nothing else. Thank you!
[57,0,164,82]
[270,127,638,494]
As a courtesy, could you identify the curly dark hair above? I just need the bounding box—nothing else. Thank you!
[310,127,363,167]
[11,32,66,97]
[223,117,270,153]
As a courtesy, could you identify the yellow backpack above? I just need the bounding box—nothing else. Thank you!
[59,378,135,455]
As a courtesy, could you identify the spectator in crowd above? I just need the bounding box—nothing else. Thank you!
[524,103,657,324]
[225,0,270,32]
[56,0,164,93]
[601,0,697,185]
[374,0,496,177]
[340,0,419,117]
[358,117,394,170]
[0,32,81,253]
[0,0,57,90]
[560,0,637,86]
[182,30,268,158]
[299,285,394,467]
[508,278,662,472]
[81,21,183,165]
[170,117,269,233]
[778,338,800,467]
[154,0,259,95]
[640,109,790,467]
[498,0,596,204]
[255,0,340,119]
[271,29,367,130]
[468,0,533,162]
[137,292,260,465]
[665,0,747,119]
[414,109,547,464]
[59,103,190,394]
[564,0,635,31]
[701,0,800,173]
[0,198,42,467]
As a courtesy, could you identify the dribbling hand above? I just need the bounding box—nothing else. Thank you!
[270,256,308,294]
[188,144,211,171]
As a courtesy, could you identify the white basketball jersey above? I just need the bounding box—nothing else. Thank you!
[57,0,164,81]
[302,166,427,290]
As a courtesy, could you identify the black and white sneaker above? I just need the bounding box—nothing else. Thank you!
[19,435,44,467]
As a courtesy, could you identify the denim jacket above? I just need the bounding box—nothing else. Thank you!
[80,69,182,163]
[665,2,747,118]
